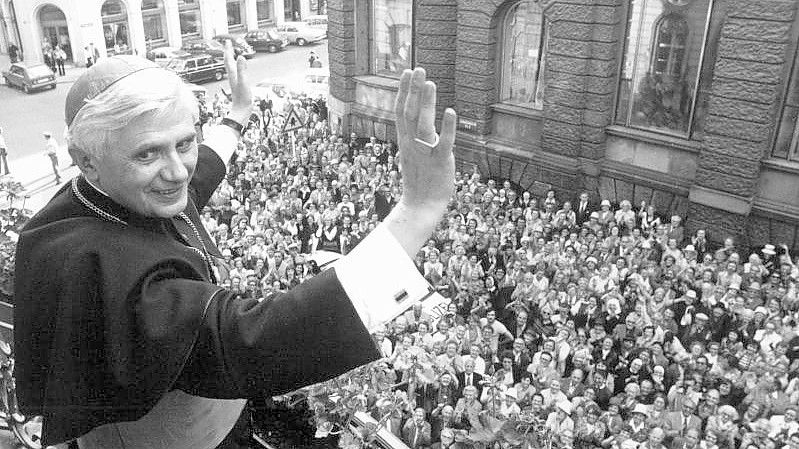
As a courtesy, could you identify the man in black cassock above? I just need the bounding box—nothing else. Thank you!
[14,42,457,449]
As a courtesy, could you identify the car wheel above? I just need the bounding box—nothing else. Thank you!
[214,71,224,81]
[296,38,307,46]
[268,45,278,53]
[23,84,29,94]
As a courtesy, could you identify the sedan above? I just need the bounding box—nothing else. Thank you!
[275,22,327,46]
[183,38,255,60]
[2,63,56,93]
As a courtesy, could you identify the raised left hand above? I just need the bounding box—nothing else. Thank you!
[223,40,252,124]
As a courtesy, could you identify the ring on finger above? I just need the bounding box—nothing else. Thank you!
[414,134,439,149]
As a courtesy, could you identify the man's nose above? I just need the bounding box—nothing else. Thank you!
[161,149,189,182]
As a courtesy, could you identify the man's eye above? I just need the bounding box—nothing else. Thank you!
[136,148,159,160]
[178,138,196,152]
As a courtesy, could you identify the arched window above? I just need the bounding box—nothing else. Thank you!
[500,0,547,110]
[101,0,131,55]
[652,14,688,77]
[615,0,720,138]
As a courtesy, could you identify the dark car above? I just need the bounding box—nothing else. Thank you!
[1,63,56,93]
[165,54,226,84]
[242,29,288,53]
[183,37,254,59]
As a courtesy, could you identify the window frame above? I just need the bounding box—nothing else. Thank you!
[256,0,273,24]
[368,0,415,78]
[498,0,548,111]
[771,23,799,162]
[141,0,168,49]
[226,0,245,29]
[613,0,716,140]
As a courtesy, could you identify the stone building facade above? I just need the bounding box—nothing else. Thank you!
[327,0,799,250]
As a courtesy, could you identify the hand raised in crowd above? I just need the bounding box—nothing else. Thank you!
[224,39,253,125]
[385,68,457,257]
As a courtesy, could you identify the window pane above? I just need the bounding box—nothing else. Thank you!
[500,1,546,110]
[774,51,799,159]
[615,0,712,136]
[257,0,272,21]
[227,1,243,26]
[371,0,412,77]
[143,14,165,42]
[180,10,201,36]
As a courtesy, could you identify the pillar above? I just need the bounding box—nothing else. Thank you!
[164,0,182,47]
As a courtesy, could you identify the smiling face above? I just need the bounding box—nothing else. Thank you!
[87,96,198,218]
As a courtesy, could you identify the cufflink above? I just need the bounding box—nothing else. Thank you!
[394,289,408,303]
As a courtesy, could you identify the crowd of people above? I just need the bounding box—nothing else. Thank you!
[197,88,799,449]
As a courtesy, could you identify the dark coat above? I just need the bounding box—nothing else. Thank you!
[14,145,379,446]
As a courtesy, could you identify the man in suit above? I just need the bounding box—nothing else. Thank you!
[560,368,586,400]
[575,191,593,226]
[15,49,458,448]
[402,408,432,449]
[669,427,700,449]
[480,245,504,275]
[664,400,702,442]
[454,386,482,429]
[592,336,620,372]
[506,310,532,340]
[456,358,483,399]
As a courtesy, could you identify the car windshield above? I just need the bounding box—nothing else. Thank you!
[267,30,281,40]
[166,59,185,70]
[208,40,224,49]
[26,65,53,77]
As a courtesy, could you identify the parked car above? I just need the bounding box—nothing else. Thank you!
[165,54,226,83]
[183,37,255,60]
[275,22,327,46]
[212,34,256,59]
[303,14,328,36]
[242,29,288,53]
[1,63,56,93]
[146,46,191,66]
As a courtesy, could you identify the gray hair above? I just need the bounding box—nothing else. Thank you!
[67,68,197,158]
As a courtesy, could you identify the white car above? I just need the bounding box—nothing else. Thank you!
[275,22,326,46]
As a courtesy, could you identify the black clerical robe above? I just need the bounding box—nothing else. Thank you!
[14,144,379,446]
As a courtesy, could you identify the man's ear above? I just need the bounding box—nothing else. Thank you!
[68,147,99,182]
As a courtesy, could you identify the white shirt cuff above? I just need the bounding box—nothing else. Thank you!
[333,224,433,333]
[202,124,238,168]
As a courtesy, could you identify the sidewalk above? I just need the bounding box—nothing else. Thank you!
[0,143,79,214]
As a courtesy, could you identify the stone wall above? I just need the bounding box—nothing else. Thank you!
[542,0,624,169]
[687,0,798,248]
[417,0,458,119]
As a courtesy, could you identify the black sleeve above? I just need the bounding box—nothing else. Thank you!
[189,144,227,210]
[171,267,381,398]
